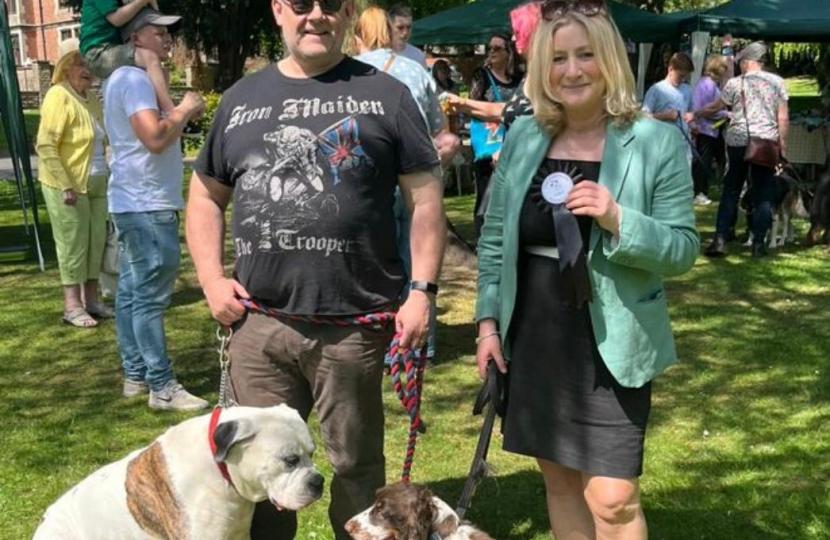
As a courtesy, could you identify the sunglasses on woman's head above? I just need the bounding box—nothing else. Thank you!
[281,0,345,15]
[541,0,606,20]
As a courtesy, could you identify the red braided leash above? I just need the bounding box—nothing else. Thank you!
[240,298,427,482]
[387,335,428,483]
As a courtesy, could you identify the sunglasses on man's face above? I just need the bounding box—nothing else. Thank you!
[281,0,345,15]
[541,0,606,20]
[488,45,506,53]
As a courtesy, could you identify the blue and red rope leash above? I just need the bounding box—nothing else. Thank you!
[239,298,427,482]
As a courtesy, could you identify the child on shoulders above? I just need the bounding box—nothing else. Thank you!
[80,0,177,115]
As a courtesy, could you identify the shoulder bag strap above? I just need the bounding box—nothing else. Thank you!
[382,53,397,73]
[484,68,504,102]
[740,75,752,140]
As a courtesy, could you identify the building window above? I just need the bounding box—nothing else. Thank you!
[54,0,72,14]
[10,32,23,65]
[58,25,81,43]
[8,0,18,15]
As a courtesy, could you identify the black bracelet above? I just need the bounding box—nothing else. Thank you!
[410,281,439,295]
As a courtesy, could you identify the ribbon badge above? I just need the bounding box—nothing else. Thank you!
[541,172,575,206]
[529,164,593,307]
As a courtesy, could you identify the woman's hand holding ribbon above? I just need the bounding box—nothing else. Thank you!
[565,181,621,237]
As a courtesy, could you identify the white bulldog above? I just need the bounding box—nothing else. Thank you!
[33,405,324,540]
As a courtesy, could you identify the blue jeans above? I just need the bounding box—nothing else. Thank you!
[112,211,180,391]
[715,145,776,244]
[391,189,436,360]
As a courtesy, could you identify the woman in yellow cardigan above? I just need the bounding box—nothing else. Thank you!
[37,39,112,328]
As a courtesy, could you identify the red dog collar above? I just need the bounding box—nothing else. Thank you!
[208,407,236,488]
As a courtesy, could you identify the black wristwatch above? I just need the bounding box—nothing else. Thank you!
[410,280,439,295]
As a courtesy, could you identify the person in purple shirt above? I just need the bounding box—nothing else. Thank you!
[689,55,728,205]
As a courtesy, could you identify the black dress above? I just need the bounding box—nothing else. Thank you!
[502,158,652,479]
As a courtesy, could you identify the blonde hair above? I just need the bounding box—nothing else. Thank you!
[354,6,392,51]
[52,51,82,85]
[704,54,728,78]
[525,12,640,138]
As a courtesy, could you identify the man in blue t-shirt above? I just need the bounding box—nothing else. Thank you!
[643,52,694,166]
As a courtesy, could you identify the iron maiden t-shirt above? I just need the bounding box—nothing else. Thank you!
[195,58,439,316]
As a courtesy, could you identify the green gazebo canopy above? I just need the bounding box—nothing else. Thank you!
[680,0,830,42]
[411,0,685,46]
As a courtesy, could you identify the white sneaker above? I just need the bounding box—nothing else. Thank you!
[149,382,209,411]
[694,193,713,206]
[123,379,149,397]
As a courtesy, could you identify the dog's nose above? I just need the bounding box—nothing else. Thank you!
[309,473,325,493]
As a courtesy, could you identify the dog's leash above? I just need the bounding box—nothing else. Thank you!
[216,326,237,409]
[219,299,429,482]
[455,362,505,520]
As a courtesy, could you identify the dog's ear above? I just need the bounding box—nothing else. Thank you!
[429,497,459,538]
[213,419,256,463]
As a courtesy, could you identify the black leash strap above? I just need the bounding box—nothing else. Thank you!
[456,362,505,519]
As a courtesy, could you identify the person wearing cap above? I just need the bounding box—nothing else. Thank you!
[696,41,789,258]
[80,0,180,117]
[37,39,113,328]
[103,9,207,411]
[186,0,445,538]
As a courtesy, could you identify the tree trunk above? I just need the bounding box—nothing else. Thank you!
[213,1,250,91]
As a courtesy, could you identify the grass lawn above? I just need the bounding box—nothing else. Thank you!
[0,176,828,540]
[0,110,41,156]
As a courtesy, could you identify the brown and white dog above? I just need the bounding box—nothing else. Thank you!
[32,405,324,540]
[345,483,496,540]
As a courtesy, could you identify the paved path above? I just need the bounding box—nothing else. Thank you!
[0,155,37,179]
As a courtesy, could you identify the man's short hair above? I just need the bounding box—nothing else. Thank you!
[387,4,413,20]
[669,52,694,74]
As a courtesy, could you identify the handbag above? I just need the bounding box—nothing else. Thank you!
[740,75,780,169]
[469,69,506,162]
[101,219,120,275]
[99,219,120,298]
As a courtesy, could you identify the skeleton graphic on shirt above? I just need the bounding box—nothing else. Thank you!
[236,118,374,252]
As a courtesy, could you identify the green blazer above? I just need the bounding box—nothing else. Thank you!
[475,115,700,388]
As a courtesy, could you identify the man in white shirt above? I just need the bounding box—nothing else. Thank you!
[104,7,207,411]
[388,4,427,68]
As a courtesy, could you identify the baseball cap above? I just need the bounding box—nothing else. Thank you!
[121,7,182,41]
[736,42,767,63]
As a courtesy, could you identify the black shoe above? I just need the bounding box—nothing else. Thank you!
[751,243,768,258]
[704,236,727,258]
[182,122,204,138]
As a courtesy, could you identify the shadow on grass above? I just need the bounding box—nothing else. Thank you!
[423,462,809,540]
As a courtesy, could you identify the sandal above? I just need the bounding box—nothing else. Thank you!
[63,307,98,328]
[86,302,115,319]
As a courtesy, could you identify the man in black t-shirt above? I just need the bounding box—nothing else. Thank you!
[185,1,446,539]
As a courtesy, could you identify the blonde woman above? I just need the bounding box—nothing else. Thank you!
[475,1,699,538]
[37,39,112,328]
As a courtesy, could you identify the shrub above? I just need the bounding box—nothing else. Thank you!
[183,91,222,154]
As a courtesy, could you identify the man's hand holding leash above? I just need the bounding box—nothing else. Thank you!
[397,167,447,351]
[203,276,249,327]
[396,289,431,351]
